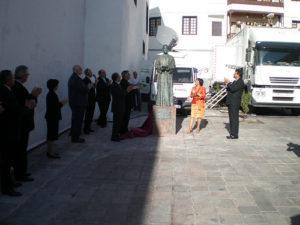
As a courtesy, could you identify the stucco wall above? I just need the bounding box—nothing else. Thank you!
[84,0,149,77]
[0,0,85,149]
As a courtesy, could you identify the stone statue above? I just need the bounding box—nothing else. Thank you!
[155,45,176,106]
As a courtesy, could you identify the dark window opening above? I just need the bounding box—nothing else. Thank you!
[212,21,222,36]
[182,16,197,35]
[149,17,161,36]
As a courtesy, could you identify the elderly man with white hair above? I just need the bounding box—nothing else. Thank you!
[68,65,92,143]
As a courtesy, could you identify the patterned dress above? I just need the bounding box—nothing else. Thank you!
[190,85,206,118]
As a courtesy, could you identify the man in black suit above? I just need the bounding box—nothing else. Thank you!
[12,65,41,182]
[0,70,33,196]
[120,71,134,134]
[225,68,245,139]
[96,69,111,128]
[110,73,126,142]
[68,65,92,143]
[83,68,96,134]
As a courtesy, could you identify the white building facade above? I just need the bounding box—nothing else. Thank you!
[148,0,227,77]
[0,0,149,149]
[148,0,300,82]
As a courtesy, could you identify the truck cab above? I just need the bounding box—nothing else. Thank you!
[150,66,197,112]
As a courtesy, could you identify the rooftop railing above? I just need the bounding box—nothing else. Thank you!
[228,0,284,7]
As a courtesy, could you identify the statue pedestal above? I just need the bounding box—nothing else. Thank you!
[153,105,176,136]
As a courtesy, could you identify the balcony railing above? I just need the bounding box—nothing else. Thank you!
[228,0,284,7]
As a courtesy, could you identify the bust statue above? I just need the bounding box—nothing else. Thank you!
[155,45,176,106]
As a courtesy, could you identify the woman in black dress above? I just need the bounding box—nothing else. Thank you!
[45,79,68,158]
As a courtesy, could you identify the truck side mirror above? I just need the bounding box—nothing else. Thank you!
[246,48,251,62]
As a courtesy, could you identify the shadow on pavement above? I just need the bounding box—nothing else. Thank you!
[287,142,300,157]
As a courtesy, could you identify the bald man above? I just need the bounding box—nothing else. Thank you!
[68,65,91,143]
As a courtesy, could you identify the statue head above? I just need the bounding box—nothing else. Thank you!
[162,45,169,54]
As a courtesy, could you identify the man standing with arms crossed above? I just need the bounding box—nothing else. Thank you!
[224,68,244,139]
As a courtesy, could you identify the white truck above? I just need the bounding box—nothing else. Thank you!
[149,52,198,112]
[214,27,300,112]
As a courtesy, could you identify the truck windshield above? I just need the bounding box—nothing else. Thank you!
[154,67,193,83]
[256,43,300,67]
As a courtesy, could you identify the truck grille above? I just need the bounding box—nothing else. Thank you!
[269,77,299,84]
[272,97,294,101]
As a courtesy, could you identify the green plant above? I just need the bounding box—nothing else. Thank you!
[241,91,252,113]
[215,83,221,92]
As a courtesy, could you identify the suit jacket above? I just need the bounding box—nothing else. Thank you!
[45,91,62,121]
[110,82,125,113]
[83,76,96,103]
[12,80,35,132]
[120,79,134,110]
[96,77,111,103]
[226,78,244,107]
[68,73,89,109]
[0,84,22,144]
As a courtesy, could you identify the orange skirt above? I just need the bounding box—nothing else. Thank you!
[191,104,205,118]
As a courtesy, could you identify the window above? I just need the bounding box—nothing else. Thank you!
[146,3,149,34]
[143,41,145,55]
[292,21,300,28]
[212,21,222,36]
[134,0,137,6]
[149,17,161,36]
[182,16,197,35]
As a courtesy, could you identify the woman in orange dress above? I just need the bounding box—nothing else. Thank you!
[188,78,206,133]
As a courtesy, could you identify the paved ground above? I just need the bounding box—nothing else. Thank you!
[0,107,300,225]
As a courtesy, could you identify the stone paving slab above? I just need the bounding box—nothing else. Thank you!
[0,108,300,225]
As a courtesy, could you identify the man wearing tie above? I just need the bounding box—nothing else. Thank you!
[83,68,96,134]
[224,68,244,139]
[110,73,125,142]
[68,65,91,143]
[96,69,111,128]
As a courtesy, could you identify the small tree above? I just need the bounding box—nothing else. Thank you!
[241,91,252,113]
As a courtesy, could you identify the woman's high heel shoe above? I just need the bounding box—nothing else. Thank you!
[195,128,200,133]
[187,128,193,134]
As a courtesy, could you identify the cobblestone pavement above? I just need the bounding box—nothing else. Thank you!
[0,108,300,225]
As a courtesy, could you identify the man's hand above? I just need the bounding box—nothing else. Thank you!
[61,98,69,105]
[31,87,42,98]
[224,78,230,84]
[88,83,93,89]
[0,102,5,114]
[127,84,134,92]
[25,99,37,110]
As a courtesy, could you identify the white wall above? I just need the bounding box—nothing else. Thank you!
[0,0,149,149]
[84,0,149,77]
[284,0,300,27]
[148,0,227,73]
[0,0,85,149]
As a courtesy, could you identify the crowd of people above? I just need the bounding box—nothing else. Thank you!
[0,64,243,197]
[0,65,142,196]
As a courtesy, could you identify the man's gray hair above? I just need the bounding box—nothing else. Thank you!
[15,65,29,79]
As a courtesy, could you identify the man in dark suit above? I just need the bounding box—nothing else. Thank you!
[12,65,41,182]
[68,65,91,143]
[83,68,96,134]
[110,73,126,142]
[120,70,134,134]
[96,69,111,128]
[225,68,245,139]
[0,70,32,196]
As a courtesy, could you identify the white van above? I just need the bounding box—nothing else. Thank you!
[150,66,198,112]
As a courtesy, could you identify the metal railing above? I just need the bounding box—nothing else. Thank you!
[228,0,284,7]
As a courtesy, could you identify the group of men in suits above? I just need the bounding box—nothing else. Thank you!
[0,66,42,196]
[68,65,111,143]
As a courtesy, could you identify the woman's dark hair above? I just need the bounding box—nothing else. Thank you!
[47,79,59,91]
[197,78,204,86]
[0,70,13,84]
[235,68,243,78]
[111,73,119,82]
